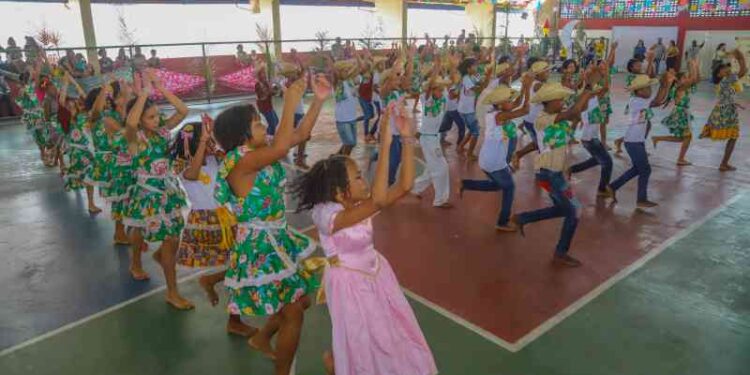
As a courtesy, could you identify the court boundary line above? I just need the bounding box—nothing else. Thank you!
[2,161,742,357]
[511,191,746,351]
[0,270,207,357]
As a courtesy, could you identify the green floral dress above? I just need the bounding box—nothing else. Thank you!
[661,90,693,138]
[215,146,314,317]
[701,74,740,140]
[106,130,134,221]
[63,114,94,191]
[123,127,186,242]
[89,110,122,191]
[16,84,46,147]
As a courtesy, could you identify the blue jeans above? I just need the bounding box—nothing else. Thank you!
[506,137,518,165]
[336,121,357,146]
[461,167,515,226]
[610,142,650,202]
[569,139,612,192]
[517,169,580,255]
[359,98,375,136]
[388,135,402,185]
[460,112,480,137]
[262,110,279,135]
[523,120,538,147]
[371,101,381,136]
[439,110,466,144]
[293,113,303,128]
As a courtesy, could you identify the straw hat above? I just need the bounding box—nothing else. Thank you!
[483,85,520,105]
[531,82,575,103]
[278,62,301,77]
[422,76,453,91]
[626,74,659,91]
[495,62,512,75]
[334,59,359,77]
[530,60,550,74]
[420,63,435,78]
[372,56,389,66]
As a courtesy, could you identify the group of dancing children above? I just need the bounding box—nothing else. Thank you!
[11,36,747,375]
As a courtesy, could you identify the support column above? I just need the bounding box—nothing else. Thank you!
[465,2,495,47]
[259,0,282,58]
[374,0,408,47]
[78,0,100,75]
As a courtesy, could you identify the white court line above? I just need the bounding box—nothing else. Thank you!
[2,178,742,358]
[0,270,207,357]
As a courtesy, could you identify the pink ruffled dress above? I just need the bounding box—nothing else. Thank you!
[312,202,437,375]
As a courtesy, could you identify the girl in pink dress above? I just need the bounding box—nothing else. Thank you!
[291,102,437,375]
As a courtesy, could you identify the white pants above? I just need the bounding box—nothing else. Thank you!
[413,135,450,206]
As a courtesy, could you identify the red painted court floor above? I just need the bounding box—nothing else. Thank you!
[300,79,750,345]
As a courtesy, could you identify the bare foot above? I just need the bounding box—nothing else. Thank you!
[676,159,692,166]
[248,334,276,360]
[227,318,259,337]
[199,276,220,306]
[323,350,335,375]
[719,164,737,172]
[129,267,150,281]
[166,294,195,310]
[88,206,102,215]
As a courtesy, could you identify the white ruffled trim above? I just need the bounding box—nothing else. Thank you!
[223,230,316,290]
[123,210,185,228]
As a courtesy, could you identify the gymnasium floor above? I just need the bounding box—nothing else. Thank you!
[0,75,749,374]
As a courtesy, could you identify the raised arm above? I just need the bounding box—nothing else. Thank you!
[606,41,618,70]
[234,78,307,173]
[183,114,212,181]
[291,74,331,146]
[146,69,188,129]
[651,71,676,108]
[734,49,747,79]
[125,79,152,153]
[498,73,534,122]
[645,48,656,78]
[89,80,112,122]
[382,103,415,204]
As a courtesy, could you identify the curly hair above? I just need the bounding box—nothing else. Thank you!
[290,155,351,212]
[213,104,259,153]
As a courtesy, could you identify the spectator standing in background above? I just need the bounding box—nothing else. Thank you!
[114,47,130,70]
[331,37,344,61]
[132,46,147,71]
[98,48,114,73]
[634,40,646,60]
[147,49,161,69]
[236,44,251,66]
[666,40,680,71]
[653,38,665,74]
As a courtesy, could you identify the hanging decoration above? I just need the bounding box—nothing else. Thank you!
[689,0,750,17]
[407,0,535,10]
[560,0,680,19]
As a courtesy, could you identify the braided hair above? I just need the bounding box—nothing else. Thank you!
[290,155,351,212]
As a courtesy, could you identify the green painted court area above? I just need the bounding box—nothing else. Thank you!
[2,194,748,375]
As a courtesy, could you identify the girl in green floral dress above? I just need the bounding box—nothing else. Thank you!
[700,49,747,172]
[212,74,330,375]
[123,70,190,310]
[58,73,102,214]
[652,60,699,166]
[91,79,133,244]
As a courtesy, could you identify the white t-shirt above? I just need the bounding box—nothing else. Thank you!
[624,96,652,143]
[334,79,359,122]
[523,84,544,124]
[458,75,479,114]
[419,93,447,135]
[476,78,500,129]
[478,111,509,172]
[180,156,220,210]
[579,97,601,141]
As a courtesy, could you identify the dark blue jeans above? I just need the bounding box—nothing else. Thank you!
[523,120,538,147]
[517,169,580,255]
[388,135,402,185]
[439,110,466,144]
[461,167,515,226]
[569,139,612,192]
[610,142,650,202]
[371,101,382,136]
[359,98,375,136]
[262,109,279,135]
